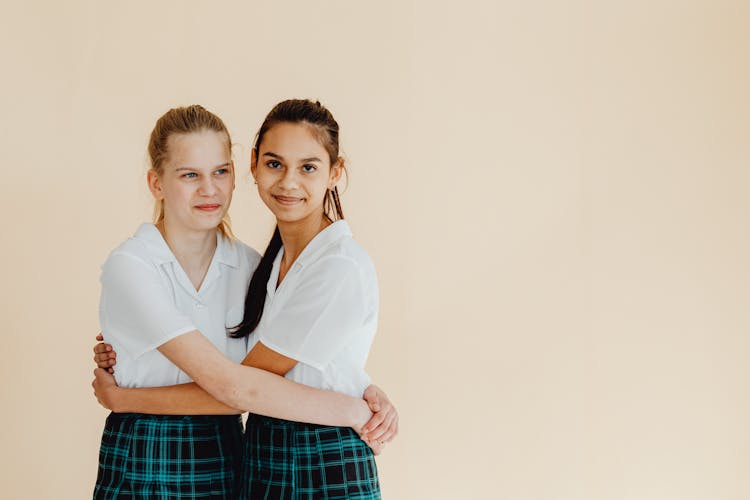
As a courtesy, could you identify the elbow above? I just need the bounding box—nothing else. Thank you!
[194,364,260,411]
[221,383,259,412]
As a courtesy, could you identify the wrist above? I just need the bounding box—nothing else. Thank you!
[106,386,124,413]
[351,400,371,434]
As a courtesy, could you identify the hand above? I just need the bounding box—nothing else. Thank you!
[360,385,399,450]
[91,368,119,410]
[93,333,117,373]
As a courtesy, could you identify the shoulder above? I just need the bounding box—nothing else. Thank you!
[304,235,377,292]
[103,225,156,269]
[100,224,167,283]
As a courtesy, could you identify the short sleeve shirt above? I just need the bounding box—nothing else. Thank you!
[248,220,379,398]
[99,224,260,388]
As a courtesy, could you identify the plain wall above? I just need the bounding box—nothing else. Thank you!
[1,1,749,498]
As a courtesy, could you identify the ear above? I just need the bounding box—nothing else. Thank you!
[329,157,344,189]
[147,170,164,200]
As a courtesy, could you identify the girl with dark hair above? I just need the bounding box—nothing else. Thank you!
[234,99,386,498]
[91,104,395,499]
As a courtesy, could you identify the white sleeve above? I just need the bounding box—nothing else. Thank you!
[257,255,366,371]
[99,252,197,359]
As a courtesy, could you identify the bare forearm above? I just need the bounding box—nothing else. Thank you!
[108,383,243,415]
[218,364,371,430]
[157,333,370,428]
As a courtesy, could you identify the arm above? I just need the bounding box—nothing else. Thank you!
[95,332,371,429]
[241,342,399,445]
[96,252,371,429]
[161,332,372,429]
[94,339,397,444]
[91,341,295,416]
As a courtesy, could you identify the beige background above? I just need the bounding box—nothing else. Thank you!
[2,1,749,498]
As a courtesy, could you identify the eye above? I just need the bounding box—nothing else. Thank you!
[214,168,229,176]
[302,164,317,173]
[182,172,198,179]
[266,160,282,169]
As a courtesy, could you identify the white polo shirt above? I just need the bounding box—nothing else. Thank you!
[99,223,260,388]
[248,220,378,398]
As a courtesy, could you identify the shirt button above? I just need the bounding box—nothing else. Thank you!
[195,302,205,309]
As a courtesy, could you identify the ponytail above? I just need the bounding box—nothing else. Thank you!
[230,226,282,338]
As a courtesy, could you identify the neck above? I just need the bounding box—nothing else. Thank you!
[157,219,218,289]
[277,211,331,267]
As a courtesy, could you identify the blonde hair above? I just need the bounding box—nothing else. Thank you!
[148,105,235,239]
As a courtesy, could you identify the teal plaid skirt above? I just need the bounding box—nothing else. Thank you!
[240,414,380,499]
[94,413,243,499]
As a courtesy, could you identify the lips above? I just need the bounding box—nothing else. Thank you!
[272,195,303,205]
[195,204,221,211]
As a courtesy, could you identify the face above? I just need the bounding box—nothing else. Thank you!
[148,130,234,234]
[251,122,341,225]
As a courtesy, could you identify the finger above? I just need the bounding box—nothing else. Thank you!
[376,428,396,444]
[374,414,398,444]
[96,351,116,363]
[363,409,391,438]
[108,367,114,374]
[93,343,110,354]
[96,333,103,341]
[364,438,382,456]
[361,409,387,434]
[97,352,115,363]
[365,389,381,412]
[367,411,396,442]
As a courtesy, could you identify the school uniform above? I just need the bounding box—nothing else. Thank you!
[94,223,260,499]
[240,220,381,499]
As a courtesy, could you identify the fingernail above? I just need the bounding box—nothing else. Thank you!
[106,346,111,351]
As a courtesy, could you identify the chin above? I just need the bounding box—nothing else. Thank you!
[192,216,225,232]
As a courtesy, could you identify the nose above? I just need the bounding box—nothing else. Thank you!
[278,166,299,190]
[197,175,218,196]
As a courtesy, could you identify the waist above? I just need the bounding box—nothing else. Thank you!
[106,412,242,427]
[245,413,355,433]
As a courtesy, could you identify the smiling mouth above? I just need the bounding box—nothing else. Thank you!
[195,204,221,211]
[273,195,304,205]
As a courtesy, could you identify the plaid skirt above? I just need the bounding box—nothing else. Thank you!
[240,414,380,499]
[94,413,243,499]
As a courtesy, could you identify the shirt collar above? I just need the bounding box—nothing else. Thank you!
[294,219,352,268]
[266,220,352,295]
[280,219,352,267]
[133,223,240,269]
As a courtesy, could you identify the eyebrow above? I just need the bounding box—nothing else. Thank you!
[263,152,322,163]
[174,162,231,172]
